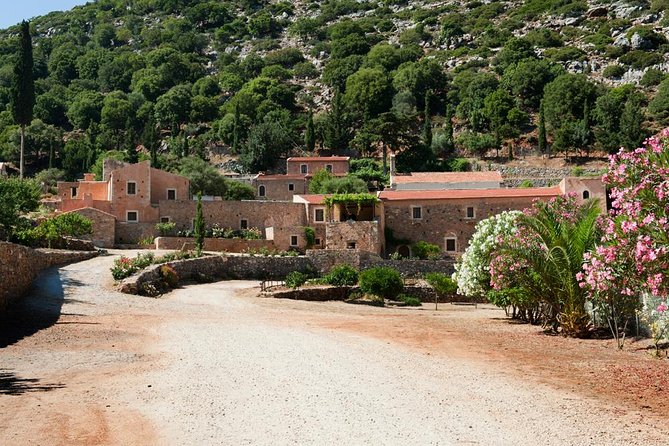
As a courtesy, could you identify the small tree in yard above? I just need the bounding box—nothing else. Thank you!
[359,267,403,301]
[0,177,40,240]
[194,192,205,256]
[35,213,93,248]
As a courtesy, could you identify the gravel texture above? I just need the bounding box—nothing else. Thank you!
[0,251,665,445]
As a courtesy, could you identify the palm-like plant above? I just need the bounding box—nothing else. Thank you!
[495,196,601,335]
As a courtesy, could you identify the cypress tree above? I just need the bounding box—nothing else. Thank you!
[194,192,205,257]
[538,101,548,155]
[232,103,240,154]
[422,91,432,147]
[619,95,644,151]
[124,118,138,163]
[305,110,315,152]
[580,99,591,157]
[142,117,160,167]
[443,105,454,157]
[11,21,35,179]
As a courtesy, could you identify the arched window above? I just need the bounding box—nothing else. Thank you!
[397,245,411,258]
[258,185,266,197]
[582,190,590,199]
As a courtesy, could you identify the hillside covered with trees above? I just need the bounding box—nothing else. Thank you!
[0,0,668,187]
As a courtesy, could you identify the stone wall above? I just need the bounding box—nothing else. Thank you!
[325,221,383,254]
[155,237,276,252]
[306,249,454,277]
[0,241,98,311]
[120,254,315,294]
[490,164,604,179]
[115,222,156,245]
[67,207,116,248]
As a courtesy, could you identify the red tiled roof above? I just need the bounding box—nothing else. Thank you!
[256,174,306,180]
[392,171,503,184]
[287,156,350,162]
[378,186,562,201]
[293,194,327,204]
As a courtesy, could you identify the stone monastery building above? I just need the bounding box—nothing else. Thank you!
[57,158,605,257]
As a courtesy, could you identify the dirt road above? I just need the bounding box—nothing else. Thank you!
[0,253,666,445]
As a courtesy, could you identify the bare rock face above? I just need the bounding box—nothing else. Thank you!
[613,34,630,48]
[630,32,652,50]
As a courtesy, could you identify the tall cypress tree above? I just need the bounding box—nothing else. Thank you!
[422,91,432,148]
[194,192,205,257]
[142,116,160,167]
[11,21,35,179]
[538,100,548,156]
[232,103,241,154]
[619,95,644,151]
[580,99,592,157]
[443,105,454,157]
[305,110,315,152]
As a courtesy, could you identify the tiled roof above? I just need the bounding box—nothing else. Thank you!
[293,194,327,204]
[378,186,562,201]
[256,174,306,180]
[392,171,503,184]
[287,156,350,162]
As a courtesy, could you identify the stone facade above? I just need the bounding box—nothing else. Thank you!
[325,221,383,253]
[286,156,349,175]
[159,200,308,251]
[66,207,116,248]
[252,175,308,201]
[380,188,561,256]
[0,242,98,311]
[155,237,276,252]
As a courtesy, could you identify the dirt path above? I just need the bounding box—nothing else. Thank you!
[1,252,666,445]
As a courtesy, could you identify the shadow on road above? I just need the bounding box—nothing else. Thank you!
[0,370,65,395]
[0,268,66,348]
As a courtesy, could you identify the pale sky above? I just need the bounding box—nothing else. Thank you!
[0,1,90,29]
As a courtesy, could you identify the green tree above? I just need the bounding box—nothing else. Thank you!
[538,101,548,154]
[648,77,669,123]
[154,84,192,128]
[142,116,160,167]
[0,177,40,239]
[194,192,204,256]
[323,88,351,151]
[67,91,104,130]
[619,94,645,151]
[241,110,295,172]
[305,109,316,152]
[11,21,35,178]
[422,91,432,147]
[344,68,392,121]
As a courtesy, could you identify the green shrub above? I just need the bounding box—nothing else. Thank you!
[155,222,177,236]
[359,267,403,299]
[619,50,663,69]
[603,65,626,79]
[425,272,458,296]
[160,264,179,288]
[285,271,309,289]
[448,158,471,172]
[398,294,422,306]
[518,179,534,188]
[304,227,315,248]
[325,264,358,286]
[412,241,441,259]
[641,68,667,87]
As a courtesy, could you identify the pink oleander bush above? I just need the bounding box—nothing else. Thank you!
[489,194,601,336]
[580,129,669,349]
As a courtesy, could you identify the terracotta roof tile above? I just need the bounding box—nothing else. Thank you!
[287,156,350,162]
[392,171,503,184]
[378,186,561,201]
[256,174,306,180]
[293,194,327,204]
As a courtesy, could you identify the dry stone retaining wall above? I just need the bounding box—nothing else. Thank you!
[155,237,276,252]
[0,241,98,311]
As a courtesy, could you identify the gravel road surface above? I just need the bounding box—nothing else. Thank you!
[0,252,664,445]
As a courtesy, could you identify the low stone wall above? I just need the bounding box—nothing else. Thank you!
[307,249,455,277]
[155,237,276,252]
[120,254,314,295]
[29,237,97,251]
[263,286,349,301]
[0,241,98,311]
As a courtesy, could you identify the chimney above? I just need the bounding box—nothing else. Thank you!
[83,173,95,182]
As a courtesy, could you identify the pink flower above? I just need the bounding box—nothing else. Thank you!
[657,303,667,313]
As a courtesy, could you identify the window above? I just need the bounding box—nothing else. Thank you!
[411,206,422,220]
[315,238,322,246]
[160,217,171,223]
[240,219,248,230]
[127,181,136,195]
[466,206,475,219]
[445,237,457,252]
[126,211,138,222]
[314,208,325,222]
[71,187,78,198]
[258,185,266,197]
[288,183,294,191]
[167,188,176,200]
[325,164,333,173]
[346,241,357,249]
[290,235,298,246]
[582,190,590,199]
[300,164,308,174]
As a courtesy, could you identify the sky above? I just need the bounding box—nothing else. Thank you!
[0,1,90,29]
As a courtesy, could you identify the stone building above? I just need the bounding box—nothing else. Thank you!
[252,156,350,200]
[390,171,503,190]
